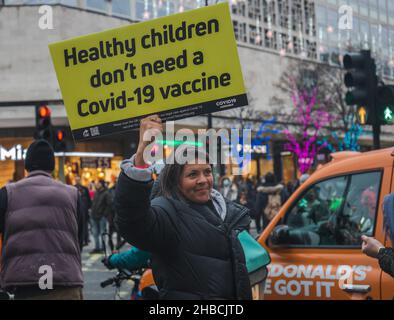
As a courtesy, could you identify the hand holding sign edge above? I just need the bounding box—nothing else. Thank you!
[135,115,163,167]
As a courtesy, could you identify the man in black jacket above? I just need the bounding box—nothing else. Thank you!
[74,176,91,247]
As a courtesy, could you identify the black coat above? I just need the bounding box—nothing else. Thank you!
[114,172,252,300]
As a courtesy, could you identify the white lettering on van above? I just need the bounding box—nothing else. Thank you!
[266,264,373,298]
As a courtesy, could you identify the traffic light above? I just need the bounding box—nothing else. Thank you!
[343,50,377,125]
[376,85,394,125]
[35,105,53,142]
[54,129,67,152]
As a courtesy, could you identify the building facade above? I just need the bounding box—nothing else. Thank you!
[1,0,393,185]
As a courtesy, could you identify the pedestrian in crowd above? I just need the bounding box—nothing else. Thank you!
[74,176,91,247]
[0,140,83,300]
[361,192,394,278]
[106,178,122,250]
[285,181,295,198]
[219,176,238,201]
[238,176,248,195]
[255,172,287,232]
[88,181,96,201]
[115,115,254,300]
[90,180,112,254]
[237,191,255,232]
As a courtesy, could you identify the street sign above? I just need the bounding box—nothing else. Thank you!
[97,157,111,168]
[81,157,111,168]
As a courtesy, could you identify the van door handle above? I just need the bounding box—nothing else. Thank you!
[341,284,371,294]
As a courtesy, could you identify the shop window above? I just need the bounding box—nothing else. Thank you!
[232,0,246,17]
[281,154,296,184]
[248,0,262,20]
[306,40,317,60]
[60,0,78,6]
[358,0,368,17]
[304,1,316,37]
[112,0,131,17]
[0,160,15,187]
[319,51,330,63]
[86,0,107,13]
[348,0,358,13]
[233,20,239,41]
[249,24,263,46]
[290,0,302,32]
[22,0,58,4]
[263,0,276,26]
[264,29,278,49]
[271,171,381,247]
[278,0,290,29]
[259,158,274,178]
[239,22,247,43]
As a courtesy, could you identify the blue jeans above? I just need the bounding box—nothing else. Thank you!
[90,217,107,250]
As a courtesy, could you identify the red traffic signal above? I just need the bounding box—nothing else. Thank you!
[56,130,64,141]
[54,129,67,152]
[38,106,51,118]
[35,105,52,141]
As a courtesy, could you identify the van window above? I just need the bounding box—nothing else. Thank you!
[279,171,381,247]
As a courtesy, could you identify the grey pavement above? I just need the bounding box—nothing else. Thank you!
[82,237,134,300]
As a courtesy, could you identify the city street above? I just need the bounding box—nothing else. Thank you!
[1,0,394,302]
[82,240,134,300]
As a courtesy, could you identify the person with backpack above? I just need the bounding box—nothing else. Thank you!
[255,172,287,232]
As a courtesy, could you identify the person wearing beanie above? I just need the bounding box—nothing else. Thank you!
[0,140,84,300]
[24,139,55,173]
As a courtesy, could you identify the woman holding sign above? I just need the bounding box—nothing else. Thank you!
[114,115,263,300]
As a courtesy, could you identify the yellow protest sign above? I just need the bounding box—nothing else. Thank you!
[49,3,248,141]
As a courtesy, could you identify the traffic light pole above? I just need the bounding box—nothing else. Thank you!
[372,123,381,150]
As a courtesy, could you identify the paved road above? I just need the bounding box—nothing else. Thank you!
[82,240,134,300]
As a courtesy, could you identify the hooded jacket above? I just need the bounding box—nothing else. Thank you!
[256,183,286,216]
[115,161,252,300]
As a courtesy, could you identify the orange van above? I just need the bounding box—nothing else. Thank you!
[258,148,394,300]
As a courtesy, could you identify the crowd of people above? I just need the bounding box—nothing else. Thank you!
[218,172,309,234]
[74,177,123,254]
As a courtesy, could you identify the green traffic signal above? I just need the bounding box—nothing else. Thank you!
[383,106,394,122]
